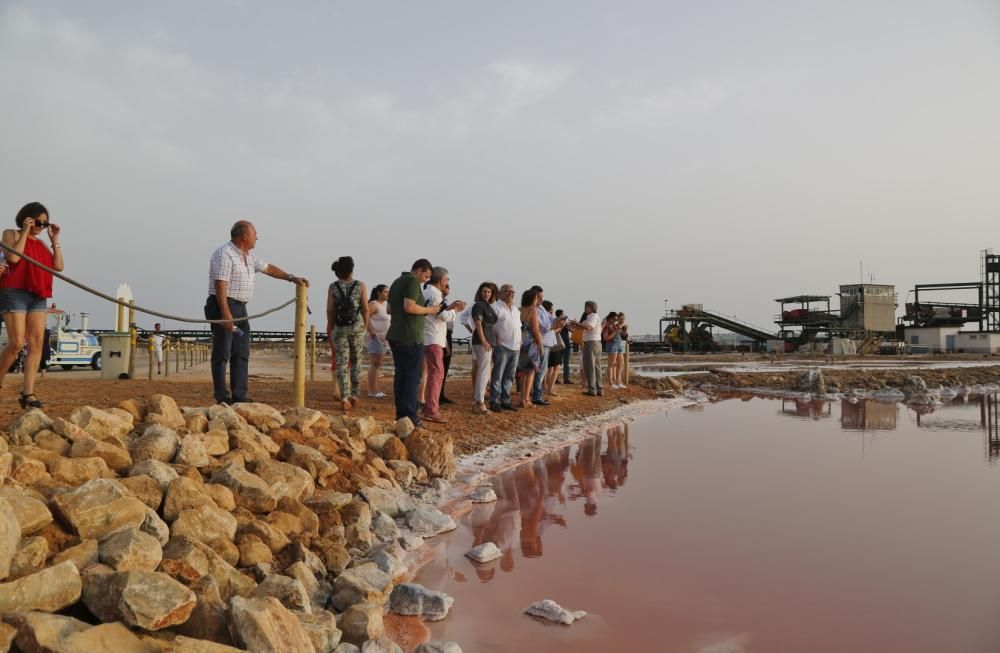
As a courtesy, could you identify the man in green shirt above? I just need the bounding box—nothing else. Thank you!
[387,259,438,425]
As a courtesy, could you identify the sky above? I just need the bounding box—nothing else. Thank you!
[1,1,999,335]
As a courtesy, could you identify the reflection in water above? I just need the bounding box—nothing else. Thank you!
[467,424,631,580]
[841,399,898,432]
[982,395,1000,463]
[780,397,831,420]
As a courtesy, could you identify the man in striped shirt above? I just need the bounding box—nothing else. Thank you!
[205,220,308,404]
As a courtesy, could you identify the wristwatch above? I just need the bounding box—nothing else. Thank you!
[286,274,295,282]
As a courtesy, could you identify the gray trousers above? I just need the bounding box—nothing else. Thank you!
[582,340,603,393]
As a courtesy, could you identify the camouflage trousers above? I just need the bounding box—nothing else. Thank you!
[333,325,365,398]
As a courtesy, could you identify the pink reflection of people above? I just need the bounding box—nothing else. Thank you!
[571,434,603,516]
[602,424,630,490]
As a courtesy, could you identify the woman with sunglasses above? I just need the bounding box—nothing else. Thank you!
[0,202,63,408]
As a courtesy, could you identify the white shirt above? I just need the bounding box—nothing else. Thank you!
[582,312,602,342]
[151,333,166,353]
[538,307,557,347]
[458,305,475,334]
[208,241,268,303]
[368,300,390,340]
[493,300,522,350]
[422,284,455,347]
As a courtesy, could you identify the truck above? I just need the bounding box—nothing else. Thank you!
[0,307,102,371]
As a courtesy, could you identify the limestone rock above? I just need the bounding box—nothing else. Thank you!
[140,506,171,545]
[334,644,361,653]
[129,460,179,492]
[389,583,453,621]
[204,484,237,511]
[465,542,502,564]
[146,394,186,429]
[281,406,328,434]
[163,477,212,521]
[228,426,280,460]
[252,458,315,501]
[176,436,210,468]
[238,534,273,567]
[276,497,320,539]
[118,398,147,423]
[360,638,402,653]
[68,406,133,440]
[119,475,164,510]
[211,465,277,513]
[160,537,255,601]
[296,609,342,653]
[172,504,238,549]
[386,461,417,488]
[398,535,424,552]
[0,560,81,613]
[358,487,415,518]
[240,519,289,554]
[5,612,89,652]
[371,512,400,543]
[234,403,285,432]
[8,409,53,443]
[34,429,70,455]
[286,560,331,611]
[82,569,196,630]
[140,632,243,652]
[340,501,374,551]
[228,595,315,653]
[393,418,414,439]
[404,509,456,537]
[382,438,408,462]
[203,429,230,456]
[0,622,12,652]
[278,443,339,486]
[60,621,156,652]
[50,417,91,442]
[404,430,455,479]
[305,491,353,515]
[413,642,463,653]
[312,539,350,576]
[70,436,132,471]
[52,538,98,571]
[469,486,497,503]
[524,599,587,625]
[9,536,48,578]
[172,575,234,646]
[51,479,148,540]
[99,528,163,571]
[0,490,51,536]
[338,602,384,646]
[251,574,311,613]
[131,425,179,464]
[331,563,391,611]
[369,548,406,580]
[51,455,114,485]
[10,454,48,485]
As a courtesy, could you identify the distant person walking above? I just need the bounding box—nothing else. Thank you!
[471,282,499,414]
[387,259,440,427]
[152,323,167,375]
[327,256,368,412]
[205,220,307,404]
[572,300,603,396]
[0,202,63,408]
[365,284,390,398]
[489,284,522,412]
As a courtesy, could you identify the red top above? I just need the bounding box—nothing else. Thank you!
[0,237,54,298]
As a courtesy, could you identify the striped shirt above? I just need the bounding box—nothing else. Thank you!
[208,241,268,303]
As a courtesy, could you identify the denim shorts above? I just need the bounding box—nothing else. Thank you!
[0,288,48,313]
[366,336,389,355]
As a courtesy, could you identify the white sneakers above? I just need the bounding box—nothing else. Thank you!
[367,392,386,399]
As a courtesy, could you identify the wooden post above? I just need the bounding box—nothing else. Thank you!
[116,297,126,332]
[293,284,308,408]
[182,342,188,370]
[127,300,135,331]
[175,340,180,374]
[148,337,154,380]
[624,340,630,385]
[128,326,137,379]
[309,325,316,382]
[164,340,170,378]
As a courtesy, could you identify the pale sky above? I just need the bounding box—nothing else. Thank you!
[2,1,999,335]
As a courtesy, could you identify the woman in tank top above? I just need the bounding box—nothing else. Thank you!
[327,256,369,412]
[365,284,390,398]
[0,202,64,409]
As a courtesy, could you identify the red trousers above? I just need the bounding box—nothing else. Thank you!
[423,344,444,417]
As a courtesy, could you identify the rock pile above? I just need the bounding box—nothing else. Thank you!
[0,395,460,652]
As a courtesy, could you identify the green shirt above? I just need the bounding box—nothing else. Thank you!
[387,271,424,345]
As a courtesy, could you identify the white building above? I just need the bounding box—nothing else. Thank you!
[955,332,1000,354]
[903,326,961,353]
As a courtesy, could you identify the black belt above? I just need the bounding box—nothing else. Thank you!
[207,296,247,306]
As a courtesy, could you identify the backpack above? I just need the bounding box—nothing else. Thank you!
[332,281,361,327]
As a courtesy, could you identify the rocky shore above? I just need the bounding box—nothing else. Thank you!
[0,394,472,652]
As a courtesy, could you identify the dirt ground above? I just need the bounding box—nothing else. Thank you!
[1,349,656,455]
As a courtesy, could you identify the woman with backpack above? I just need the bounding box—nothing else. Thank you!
[327,256,369,412]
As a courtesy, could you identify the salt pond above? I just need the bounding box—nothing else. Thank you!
[414,394,1000,652]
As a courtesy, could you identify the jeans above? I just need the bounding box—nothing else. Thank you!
[205,296,250,403]
[531,346,551,401]
[389,340,423,423]
[423,344,445,417]
[439,329,452,401]
[562,338,572,382]
[582,340,603,394]
[490,346,518,407]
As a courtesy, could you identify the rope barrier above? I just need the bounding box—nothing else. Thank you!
[0,240,295,324]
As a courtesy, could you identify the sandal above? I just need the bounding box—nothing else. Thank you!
[19,393,43,409]
[341,399,352,412]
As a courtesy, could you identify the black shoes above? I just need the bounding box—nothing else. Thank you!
[440,396,455,405]
[19,393,42,409]
[533,399,551,406]
[501,404,519,411]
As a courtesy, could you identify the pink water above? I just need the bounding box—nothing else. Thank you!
[414,396,1000,652]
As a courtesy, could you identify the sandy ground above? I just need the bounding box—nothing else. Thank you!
[1,348,656,455]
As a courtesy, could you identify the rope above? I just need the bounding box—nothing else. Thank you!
[0,240,296,324]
